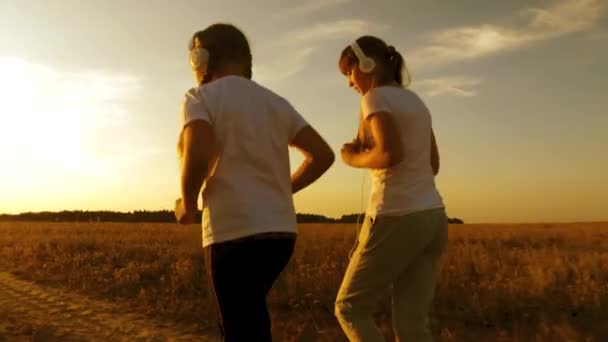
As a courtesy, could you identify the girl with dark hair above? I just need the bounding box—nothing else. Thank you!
[334,35,447,342]
[175,23,335,341]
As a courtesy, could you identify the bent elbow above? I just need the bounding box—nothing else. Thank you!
[319,149,335,170]
[431,156,440,175]
[432,161,440,175]
[308,147,335,172]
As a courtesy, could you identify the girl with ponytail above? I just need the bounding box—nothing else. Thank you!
[334,36,447,342]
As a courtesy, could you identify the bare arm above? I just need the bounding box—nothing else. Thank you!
[342,112,403,169]
[356,111,365,149]
[353,111,373,152]
[430,129,439,175]
[180,120,214,216]
[290,125,335,194]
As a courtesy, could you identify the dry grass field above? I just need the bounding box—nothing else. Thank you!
[0,221,607,341]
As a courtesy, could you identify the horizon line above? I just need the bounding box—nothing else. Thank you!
[1,210,607,225]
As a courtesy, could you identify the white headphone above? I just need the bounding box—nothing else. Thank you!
[190,47,209,71]
[189,36,210,71]
[350,41,376,73]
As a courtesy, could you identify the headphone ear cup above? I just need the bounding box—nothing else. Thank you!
[190,47,209,71]
[359,58,376,73]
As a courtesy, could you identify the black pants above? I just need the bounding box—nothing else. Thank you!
[204,232,296,342]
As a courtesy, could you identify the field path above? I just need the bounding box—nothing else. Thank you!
[0,272,221,341]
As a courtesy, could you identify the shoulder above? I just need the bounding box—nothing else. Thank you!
[362,87,384,102]
[366,86,412,101]
[206,75,257,93]
[361,87,393,117]
[250,78,286,101]
[180,86,211,126]
[401,87,430,115]
[369,87,429,114]
[181,87,203,109]
[183,86,200,99]
[362,86,403,107]
[401,87,424,103]
[209,76,282,103]
[250,79,295,110]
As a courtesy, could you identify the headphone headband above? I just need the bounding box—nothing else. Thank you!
[350,41,376,73]
[349,41,365,61]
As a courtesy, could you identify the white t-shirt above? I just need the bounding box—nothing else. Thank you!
[360,86,445,218]
[179,76,309,247]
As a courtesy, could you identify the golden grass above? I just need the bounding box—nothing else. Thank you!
[1,222,607,341]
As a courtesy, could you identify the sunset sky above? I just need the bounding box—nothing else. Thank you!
[1,0,607,223]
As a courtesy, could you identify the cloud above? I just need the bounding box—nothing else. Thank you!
[285,19,388,43]
[254,48,315,84]
[0,57,146,183]
[524,0,602,36]
[255,19,388,84]
[407,0,605,69]
[413,76,482,98]
[277,0,352,18]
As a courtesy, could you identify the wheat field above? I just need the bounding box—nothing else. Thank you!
[0,221,607,341]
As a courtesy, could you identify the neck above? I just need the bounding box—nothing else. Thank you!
[371,79,400,90]
[211,73,242,82]
[211,64,247,82]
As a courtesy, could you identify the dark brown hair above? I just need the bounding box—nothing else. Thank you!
[339,36,406,86]
[189,23,252,81]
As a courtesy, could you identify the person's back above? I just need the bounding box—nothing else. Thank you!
[174,23,334,342]
[183,75,307,245]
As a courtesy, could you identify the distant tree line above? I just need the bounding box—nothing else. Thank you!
[0,210,464,224]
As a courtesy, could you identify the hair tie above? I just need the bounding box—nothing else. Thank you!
[387,45,397,59]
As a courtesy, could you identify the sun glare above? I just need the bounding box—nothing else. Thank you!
[0,57,137,181]
[0,58,84,169]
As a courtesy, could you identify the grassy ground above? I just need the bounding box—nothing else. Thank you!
[0,221,607,341]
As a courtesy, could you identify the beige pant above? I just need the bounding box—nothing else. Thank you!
[335,208,448,342]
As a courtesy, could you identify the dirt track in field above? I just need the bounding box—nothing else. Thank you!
[0,272,221,341]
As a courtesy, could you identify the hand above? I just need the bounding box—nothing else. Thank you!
[341,141,359,166]
[174,198,196,224]
[343,138,361,153]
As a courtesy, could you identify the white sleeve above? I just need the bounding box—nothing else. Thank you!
[179,88,210,128]
[361,89,391,120]
[283,99,309,142]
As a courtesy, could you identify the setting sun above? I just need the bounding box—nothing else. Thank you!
[0,57,142,207]
[0,57,89,172]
